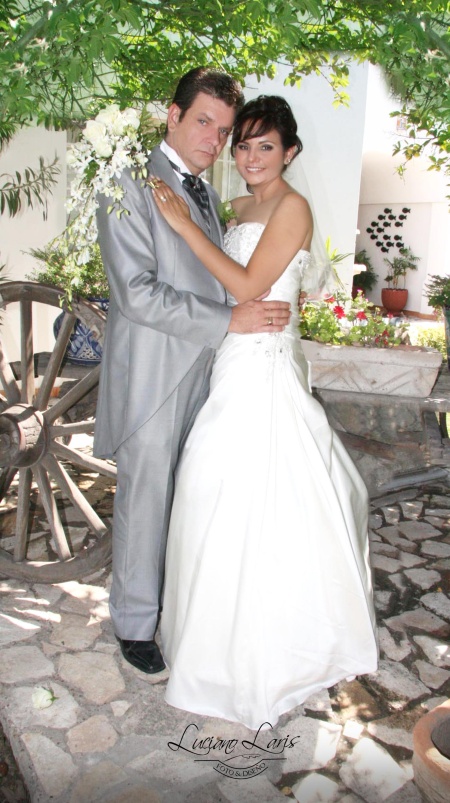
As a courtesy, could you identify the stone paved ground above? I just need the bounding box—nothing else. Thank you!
[0,475,449,802]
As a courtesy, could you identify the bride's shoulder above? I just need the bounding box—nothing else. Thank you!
[230,195,252,216]
[275,191,312,223]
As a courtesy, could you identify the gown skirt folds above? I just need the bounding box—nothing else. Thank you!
[160,222,378,730]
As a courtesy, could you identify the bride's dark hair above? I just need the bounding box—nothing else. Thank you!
[231,95,303,170]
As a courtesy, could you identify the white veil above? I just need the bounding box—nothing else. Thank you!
[289,155,339,298]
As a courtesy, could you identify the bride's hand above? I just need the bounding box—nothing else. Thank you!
[148,177,192,233]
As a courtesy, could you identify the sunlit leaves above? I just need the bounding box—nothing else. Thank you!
[0,1,448,179]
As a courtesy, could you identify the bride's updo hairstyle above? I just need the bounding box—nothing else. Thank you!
[231,95,302,171]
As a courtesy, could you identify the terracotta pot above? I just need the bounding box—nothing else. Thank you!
[413,700,450,803]
[381,287,408,313]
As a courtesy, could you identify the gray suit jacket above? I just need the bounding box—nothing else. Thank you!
[93,145,232,458]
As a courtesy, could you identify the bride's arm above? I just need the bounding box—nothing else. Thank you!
[151,181,313,303]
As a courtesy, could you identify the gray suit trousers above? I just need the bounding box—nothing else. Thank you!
[109,348,215,640]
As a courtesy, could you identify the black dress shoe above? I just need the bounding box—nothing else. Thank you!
[116,637,165,674]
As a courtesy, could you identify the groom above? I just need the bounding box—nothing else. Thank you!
[94,67,291,673]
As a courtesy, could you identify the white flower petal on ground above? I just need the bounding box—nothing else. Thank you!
[32,686,56,709]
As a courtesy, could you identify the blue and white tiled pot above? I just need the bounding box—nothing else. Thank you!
[53,298,109,366]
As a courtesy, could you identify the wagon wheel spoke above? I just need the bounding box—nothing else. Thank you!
[35,311,77,411]
[51,420,96,438]
[44,365,101,424]
[20,299,35,404]
[0,339,21,405]
[0,466,18,502]
[50,440,117,480]
[43,454,108,538]
[32,464,72,561]
[14,468,33,562]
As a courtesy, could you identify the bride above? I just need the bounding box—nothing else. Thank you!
[152,95,378,730]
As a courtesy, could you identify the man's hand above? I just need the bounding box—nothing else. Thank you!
[229,298,291,334]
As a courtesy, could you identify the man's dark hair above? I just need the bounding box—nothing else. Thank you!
[171,67,244,118]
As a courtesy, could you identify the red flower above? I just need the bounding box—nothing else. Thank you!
[325,295,335,304]
[356,311,367,321]
[333,305,346,319]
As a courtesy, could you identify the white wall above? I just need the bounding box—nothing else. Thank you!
[0,127,67,361]
[358,66,449,313]
[242,62,369,289]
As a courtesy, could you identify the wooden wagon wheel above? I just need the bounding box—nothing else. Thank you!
[0,281,115,582]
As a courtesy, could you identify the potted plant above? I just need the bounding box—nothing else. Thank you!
[352,249,378,299]
[28,243,109,365]
[382,246,420,313]
[424,273,450,369]
[299,291,442,396]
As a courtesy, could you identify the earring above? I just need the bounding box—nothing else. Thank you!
[285,158,291,165]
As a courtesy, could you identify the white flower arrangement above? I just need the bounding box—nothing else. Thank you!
[55,104,157,301]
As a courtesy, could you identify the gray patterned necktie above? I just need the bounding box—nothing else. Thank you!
[169,160,210,228]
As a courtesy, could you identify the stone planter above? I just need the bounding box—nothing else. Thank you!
[413,700,450,803]
[300,340,442,397]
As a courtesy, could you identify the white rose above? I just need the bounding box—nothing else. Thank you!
[121,108,141,131]
[32,686,56,709]
[98,107,127,136]
[95,104,121,126]
[84,121,113,158]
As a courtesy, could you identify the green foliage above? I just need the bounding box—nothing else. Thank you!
[353,249,378,293]
[413,324,446,357]
[383,246,420,289]
[299,291,410,348]
[424,274,450,309]
[0,2,448,182]
[27,242,109,304]
[217,200,237,226]
[0,156,60,218]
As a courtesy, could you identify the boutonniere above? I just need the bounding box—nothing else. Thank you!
[218,199,236,227]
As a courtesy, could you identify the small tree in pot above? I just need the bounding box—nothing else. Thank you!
[28,243,109,365]
[382,246,419,313]
[366,207,419,314]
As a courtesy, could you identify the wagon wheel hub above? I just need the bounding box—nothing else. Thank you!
[0,404,48,468]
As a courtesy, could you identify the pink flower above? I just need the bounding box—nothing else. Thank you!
[356,311,367,320]
[333,305,346,319]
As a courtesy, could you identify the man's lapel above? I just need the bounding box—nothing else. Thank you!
[206,186,223,248]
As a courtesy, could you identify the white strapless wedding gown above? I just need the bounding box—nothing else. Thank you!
[160,223,378,730]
